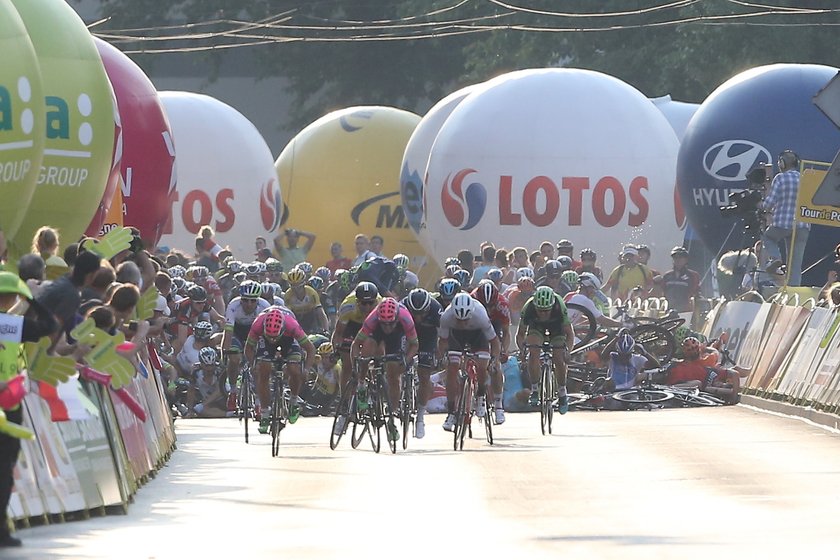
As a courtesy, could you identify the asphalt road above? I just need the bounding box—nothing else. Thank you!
[7,404,840,559]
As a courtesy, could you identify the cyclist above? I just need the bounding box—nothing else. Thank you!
[665,337,741,404]
[284,267,329,334]
[437,293,501,432]
[471,280,510,424]
[658,246,700,313]
[301,340,341,416]
[355,256,400,297]
[245,307,316,433]
[185,346,229,418]
[503,275,536,333]
[350,297,419,443]
[600,330,660,391]
[434,277,461,310]
[535,259,564,292]
[565,272,621,328]
[222,280,270,409]
[555,239,582,270]
[604,246,653,300]
[171,285,224,355]
[174,320,217,379]
[516,286,574,412]
[401,288,442,438]
[189,265,225,315]
[331,281,383,399]
[575,248,603,281]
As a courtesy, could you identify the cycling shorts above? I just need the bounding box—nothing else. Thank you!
[256,336,302,364]
[446,329,490,354]
[338,321,363,352]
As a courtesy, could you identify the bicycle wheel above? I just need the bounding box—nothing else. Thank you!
[684,392,725,407]
[539,363,554,435]
[270,376,285,458]
[368,387,382,454]
[567,303,597,349]
[484,400,494,445]
[630,324,676,363]
[453,377,471,451]
[613,388,674,404]
[239,368,251,444]
[400,373,415,450]
[330,380,355,450]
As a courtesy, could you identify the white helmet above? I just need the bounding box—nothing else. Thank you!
[452,293,475,321]
[515,267,534,280]
[579,271,602,290]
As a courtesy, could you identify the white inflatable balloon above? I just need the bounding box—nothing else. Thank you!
[650,95,700,141]
[400,84,481,237]
[424,68,682,271]
[158,92,281,258]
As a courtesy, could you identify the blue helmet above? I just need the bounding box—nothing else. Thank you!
[439,278,460,299]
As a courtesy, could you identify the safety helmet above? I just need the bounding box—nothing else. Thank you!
[616,331,635,354]
[674,325,691,342]
[444,256,460,268]
[189,265,209,279]
[264,258,283,272]
[239,280,262,299]
[315,266,332,281]
[561,270,580,287]
[439,278,460,299]
[187,285,207,303]
[556,239,573,250]
[682,336,701,357]
[474,279,498,306]
[227,260,243,273]
[517,276,535,291]
[287,267,307,286]
[298,261,313,276]
[355,281,379,302]
[337,269,353,292]
[445,264,461,278]
[485,268,502,283]
[392,254,410,270]
[263,309,285,338]
[171,277,187,292]
[453,269,471,287]
[233,272,246,284]
[255,262,267,274]
[193,321,213,341]
[670,246,689,258]
[199,346,218,366]
[168,265,186,278]
[244,263,262,277]
[515,267,534,280]
[451,293,475,320]
[533,286,556,310]
[377,297,399,323]
[557,256,573,270]
[544,260,562,277]
[406,288,432,313]
[308,276,324,291]
[317,341,334,356]
[578,272,602,290]
[580,248,596,259]
[260,282,275,299]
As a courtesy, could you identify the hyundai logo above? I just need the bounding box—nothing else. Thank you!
[702,140,771,182]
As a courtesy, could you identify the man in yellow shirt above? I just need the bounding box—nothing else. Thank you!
[603,245,653,301]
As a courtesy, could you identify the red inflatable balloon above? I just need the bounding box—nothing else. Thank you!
[84,86,122,237]
[93,38,176,246]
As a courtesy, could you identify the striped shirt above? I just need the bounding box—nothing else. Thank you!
[761,170,809,230]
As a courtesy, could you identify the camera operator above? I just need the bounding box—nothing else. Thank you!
[273,227,316,272]
[760,150,810,286]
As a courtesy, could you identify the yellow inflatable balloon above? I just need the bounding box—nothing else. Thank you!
[276,106,441,286]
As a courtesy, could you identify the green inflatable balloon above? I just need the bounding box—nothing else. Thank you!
[10,0,115,259]
[0,0,44,241]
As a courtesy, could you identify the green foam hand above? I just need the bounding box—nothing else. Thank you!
[25,337,76,386]
[0,409,34,440]
[135,286,159,322]
[70,318,135,389]
[84,226,133,261]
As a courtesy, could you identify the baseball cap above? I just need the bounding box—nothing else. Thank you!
[155,294,171,316]
[621,246,638,257]
[0,272,32,299]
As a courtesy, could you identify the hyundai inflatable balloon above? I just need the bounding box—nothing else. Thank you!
[676,64,840,286]
[10,0,116,259]
[400,84,480,236]
[0,0,44,242]
[423,68,683,271]
[94,38,176,247]
[158,92,279,258]
[276,106,440,284]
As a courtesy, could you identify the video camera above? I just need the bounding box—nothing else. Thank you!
[718,163,771,232]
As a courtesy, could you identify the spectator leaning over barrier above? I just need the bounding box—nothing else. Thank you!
[36,250,102,344]
[0,271,59,548]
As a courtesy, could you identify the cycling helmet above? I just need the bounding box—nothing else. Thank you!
[580,248,596,259]
[486,267,503,283]
[264,258,283,272]
[315,266,332,281]
[556,239,573,249]
[263,309,285,338]
[475,279,498,306]
[451,293,475,320]
[444,256,460,267]
[392,253,410,270]
[308,276,324,291]
[168,265,187,279]
[171,277,187,292]
[233,272,246,284]
[636,244,650,255]
[439,278,460,299]
[199,346,218,366]
[578,272,602,290]
[682,336,701,357]
[561,270,579,287]
[453,269,471,287]
[670,246,689,258]
[260,282,275,299]
[616,331,635,354]
[674,325,691,342]
[193,321,213,341]
[377,297,399,323]
[517,276,535,291]
[189,265,209,279]
[244,263,261,277]
[255,261,267,274]
[445,264,461,278]
[406,288,432,313]
[338,269,354,292]
[317,341,334,356]
[402,271,419,289]
[227,260,242,273]
[557,256,573,270]
[355,281,379,302]
[187,285,207,303]
[287,267,307,286]
[515,267,534,280]
[239,280,262,299]
[544,260,562,277]
[533,286,556,310]
[297,261,313,276]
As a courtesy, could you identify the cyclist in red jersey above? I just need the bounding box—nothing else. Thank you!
[471,280,511,424]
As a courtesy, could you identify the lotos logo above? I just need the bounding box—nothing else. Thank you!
[703,140,771,182]
[259,178,282,231]
[441,168,487,230]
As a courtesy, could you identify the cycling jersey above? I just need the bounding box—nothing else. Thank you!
[174,298,213,324]
[564,293,604,319]
[470,288,511,328]
[336,293,383,325]
[608,352,648,390]
[358,302,418,343]
[225,296,271,341]
[502,286,533,315]
[662,268,700,312]
[400,296,442,329]
[246,310,309,347]
[176,336,203,372]
[354,256,400,294]
[520,294,571,330]
[666,360,712,386]
[199,276,223,300]
[284,285,322,316]
[439,300,496,341]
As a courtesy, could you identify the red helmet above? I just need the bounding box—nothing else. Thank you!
[474,279,498,306]
[682,336,701,357]
[377,297,399,323]
[263,309,285,338]
[517,276,535,291]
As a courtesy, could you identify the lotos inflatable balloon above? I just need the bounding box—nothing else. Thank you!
[0,0,44,241]
[10,0,116,259]
[423,69,682,271]
[650,95,700,142]
[158,92,279,259]
[676,64,840,286]
[93,38,176,246]
[276,106,441,284]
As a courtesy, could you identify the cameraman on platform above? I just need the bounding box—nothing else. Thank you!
[760,150,810,286]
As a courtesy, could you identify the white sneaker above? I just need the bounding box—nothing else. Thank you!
[333,415,346,436]
[494,408,505,425]
[442,414,456,432]
[415,418,425,439]
[475,396,486,418]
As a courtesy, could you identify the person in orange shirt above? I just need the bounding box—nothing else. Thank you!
[665,337,742,404]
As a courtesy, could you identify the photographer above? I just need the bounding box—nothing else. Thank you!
[273,227,316,272]
[760,150,810,286]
